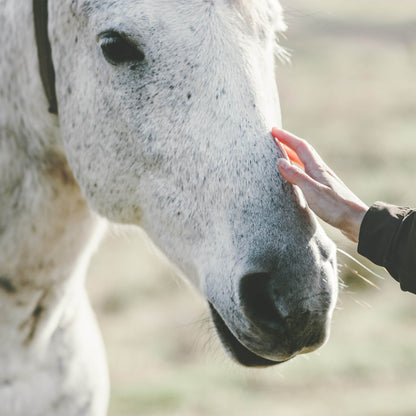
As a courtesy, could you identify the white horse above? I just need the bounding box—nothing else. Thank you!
[0,0,338,415]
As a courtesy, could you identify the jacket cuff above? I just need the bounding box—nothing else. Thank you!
[357,202,408,269]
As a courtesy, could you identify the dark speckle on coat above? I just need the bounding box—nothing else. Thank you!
[0,276,17,294]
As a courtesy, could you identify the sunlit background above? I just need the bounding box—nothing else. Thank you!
[86,2,416,415]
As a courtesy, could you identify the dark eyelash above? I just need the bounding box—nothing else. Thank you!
[99,31,145,66]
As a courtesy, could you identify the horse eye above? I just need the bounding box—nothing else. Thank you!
[99,31,145,66]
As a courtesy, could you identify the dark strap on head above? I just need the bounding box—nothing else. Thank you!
[33,0,58,114]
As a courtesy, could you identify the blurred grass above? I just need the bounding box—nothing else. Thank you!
[87,2,416,415]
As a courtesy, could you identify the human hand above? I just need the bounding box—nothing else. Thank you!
[271,127,369,243]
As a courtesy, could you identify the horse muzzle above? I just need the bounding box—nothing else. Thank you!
[208,260,337,367]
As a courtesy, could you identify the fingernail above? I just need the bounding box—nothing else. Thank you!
[271,127,280,137]
[277,158,290,170]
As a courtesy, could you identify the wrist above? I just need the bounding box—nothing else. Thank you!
[342,202,368,243]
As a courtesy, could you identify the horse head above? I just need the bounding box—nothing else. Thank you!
[49,0,338,366]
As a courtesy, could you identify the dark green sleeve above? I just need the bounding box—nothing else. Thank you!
[357,202,416,294]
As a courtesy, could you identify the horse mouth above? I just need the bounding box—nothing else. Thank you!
[208,303,287,367]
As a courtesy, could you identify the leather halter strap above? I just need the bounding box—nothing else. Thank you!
[33,0,58,114]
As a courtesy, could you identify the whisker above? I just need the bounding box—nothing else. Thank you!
[350,268,380,290]
[339,262,381,290]
[352,297,372,309]
[336,248,385,280]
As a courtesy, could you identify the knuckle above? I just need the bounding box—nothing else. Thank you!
[292,166,304,177]
[297,139,309,151]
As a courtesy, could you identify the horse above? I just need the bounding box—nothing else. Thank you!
[0,0,338,415]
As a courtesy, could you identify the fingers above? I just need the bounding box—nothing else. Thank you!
[277,158,323,197]
[278,158,338,227]
[281,143,305,170]
[271,127,310,154]
[271,127,326,174]
[271,129,290,161]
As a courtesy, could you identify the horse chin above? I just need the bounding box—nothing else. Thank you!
[208,303,289,368]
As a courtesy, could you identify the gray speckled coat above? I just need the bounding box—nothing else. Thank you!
[0,1,338,415]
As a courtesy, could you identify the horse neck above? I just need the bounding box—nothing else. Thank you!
[0,0,102,345]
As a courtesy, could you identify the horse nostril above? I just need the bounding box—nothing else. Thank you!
[239,273,283,330]
[238,272,330,357]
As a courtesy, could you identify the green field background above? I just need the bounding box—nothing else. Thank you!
[86,2,416,415]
